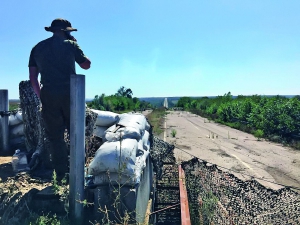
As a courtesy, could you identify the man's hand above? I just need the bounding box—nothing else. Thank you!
[79,58,91,70]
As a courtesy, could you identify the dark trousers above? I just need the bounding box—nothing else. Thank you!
[40,86,70,179]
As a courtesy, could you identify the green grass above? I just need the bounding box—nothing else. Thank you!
[146,108,166,136]
[171,129,177,138]
[28,214,66,225]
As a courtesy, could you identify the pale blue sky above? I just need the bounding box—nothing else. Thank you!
[0,0,299,99]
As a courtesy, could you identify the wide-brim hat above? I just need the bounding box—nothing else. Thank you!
[45,18,77,32]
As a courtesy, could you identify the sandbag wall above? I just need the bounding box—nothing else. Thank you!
[88,110,151,186]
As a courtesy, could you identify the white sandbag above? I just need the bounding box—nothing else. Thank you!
[117,113,147,135]
[138,139,144,152]
[88,139,138,176]
[138,149,149,162]
[134,156,144,183]
[90,109,119,127]
[134,150,150,183]
[106,124,117,132]
[9,112,23,126]
[137,132,150,151]
[9,124,24,137]
[142,149,150,160]
[93,126,108,138]
[105,132,120,142]
[105,126,141,142]
[118,126,141,140]
[136,144,149,167]
[142,131,150,151]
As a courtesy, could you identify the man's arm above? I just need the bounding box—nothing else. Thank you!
[79,57,91,70]
[29,67,41,98]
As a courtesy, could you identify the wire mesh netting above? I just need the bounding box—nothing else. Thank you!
[150,135,176,179]
[182,157,300,225]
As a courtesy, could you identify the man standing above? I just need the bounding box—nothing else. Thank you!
[29,18,91,181]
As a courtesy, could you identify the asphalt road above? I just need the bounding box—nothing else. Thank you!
[165,110,300,191]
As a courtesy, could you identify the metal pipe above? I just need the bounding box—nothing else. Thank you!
[70,75,85,225]
[179,164,191,225]
[0,90,9,152]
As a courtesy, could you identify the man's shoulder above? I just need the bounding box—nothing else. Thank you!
[64,39,80,48]
[33,37,52,49]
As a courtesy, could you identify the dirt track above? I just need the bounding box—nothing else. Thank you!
[165,111,300,191]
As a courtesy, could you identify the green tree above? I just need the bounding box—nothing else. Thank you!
[177,97,192,109]
[88,87,152,113]
[116,86,133,98]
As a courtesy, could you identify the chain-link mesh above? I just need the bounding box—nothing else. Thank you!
[182,158,300,225]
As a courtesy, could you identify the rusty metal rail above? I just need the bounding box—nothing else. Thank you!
[178,165,191,225]
[154,163,181,225]
[153,163,191,225]
[150,136,191,224]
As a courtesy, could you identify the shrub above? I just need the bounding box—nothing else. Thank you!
[254,129,264,140]
[171,129,177,138]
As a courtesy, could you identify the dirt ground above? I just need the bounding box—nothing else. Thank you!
[165,110,300,191]
[0,156,51,194]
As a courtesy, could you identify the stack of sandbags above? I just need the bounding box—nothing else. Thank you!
[88,112,151,185]
[105,112,150,141]
[90,109,119,139]
[8,111,25,149]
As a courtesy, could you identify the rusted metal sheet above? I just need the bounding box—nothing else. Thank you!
[178,165,191,225]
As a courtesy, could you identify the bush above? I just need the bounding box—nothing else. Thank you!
[171,129,177,138]
[254,129,264,140]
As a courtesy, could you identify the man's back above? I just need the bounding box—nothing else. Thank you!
[29,36,87,87]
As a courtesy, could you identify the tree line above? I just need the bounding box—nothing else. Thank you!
[176,93,300,148]
[87,86,151,112]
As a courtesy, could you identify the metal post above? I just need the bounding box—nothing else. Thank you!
[0,90,9,152]
[70,75,85,225]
